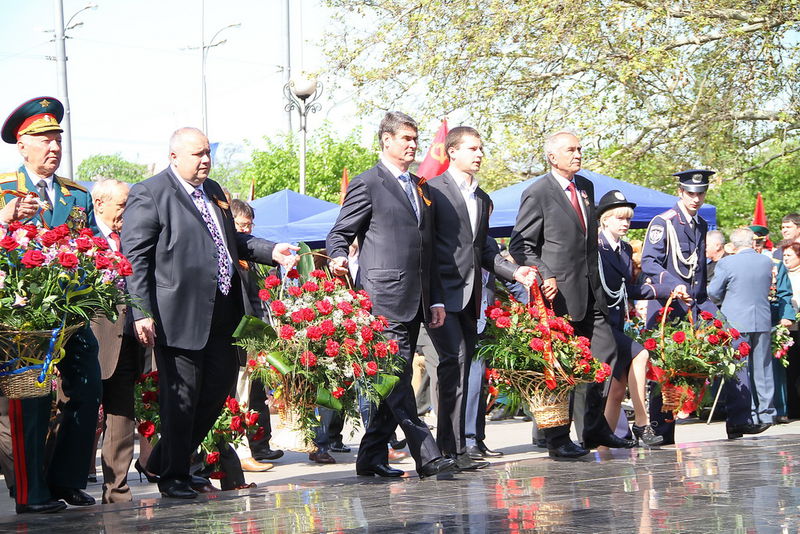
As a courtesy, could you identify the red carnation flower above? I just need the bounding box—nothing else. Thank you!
[300,350,317,367]
[337,301,353,314]
[20,249,45,268]
[489,307,505,320]
[302,281,319,292]
[290,311,305,324]
[359,344,369,357]
[374,342,388,358]
[315,299,333,315]
[287,286,303,297]
[279,325,296,339]
[343,338,358,354]
[310,269,327,279]
[331,387,345,399]
[360,326,374,342]
[264,275,281,289]
[270,300,287,315]
[672,331,686,344]
[359,297,373,311]
[301,307,316,321]
[529,338,545,352]
[643,338,657,351]
[365,361,378,376]
[352,362,363,378]
[496,316,511,328]
[286,269,300,279]
[57,251,79,269]
[388,339,399,354]
[206,451,220,465]
[325,339,340,357]
[343,319,357,334]
[323,280,336,292]
[259,289,271,302]
[137,421,156,439]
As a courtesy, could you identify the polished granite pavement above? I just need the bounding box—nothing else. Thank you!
[2,434,799,533]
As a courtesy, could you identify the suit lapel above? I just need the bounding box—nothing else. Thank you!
[377,162,419,223]
[599,232,626,277]
[442,171,474,240]
[166,169,210,232]
[545,173,584,233]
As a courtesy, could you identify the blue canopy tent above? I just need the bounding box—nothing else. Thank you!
[248,190,340,248]
[488,169,717,236]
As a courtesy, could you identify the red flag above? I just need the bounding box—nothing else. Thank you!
[751,192,773,249]
[339,167,349,205]
[416,119,449,182]
[248,176,256,201]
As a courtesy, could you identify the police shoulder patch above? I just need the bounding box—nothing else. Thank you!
[661,209,677,220]
[648,225,665,244]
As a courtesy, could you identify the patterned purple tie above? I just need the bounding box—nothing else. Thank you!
[191,188,232,295]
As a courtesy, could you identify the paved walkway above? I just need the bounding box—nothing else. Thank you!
[1,415,799,532]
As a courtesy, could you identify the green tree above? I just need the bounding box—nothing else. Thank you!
[241,123,377,202]
[324,0,800,178]
[75,154,149,183]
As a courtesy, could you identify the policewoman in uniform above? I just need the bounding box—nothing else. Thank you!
[596,190,669,447]
[0,97,100,513]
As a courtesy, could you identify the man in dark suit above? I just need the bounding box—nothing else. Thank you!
[426,126,533,469]
[327,111,456,479]
[0,96,103,513]
[509,130,635,458]
[122,127,298,499]
[89,179,149,503]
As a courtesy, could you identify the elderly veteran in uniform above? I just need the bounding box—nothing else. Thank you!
[0,96,100,513]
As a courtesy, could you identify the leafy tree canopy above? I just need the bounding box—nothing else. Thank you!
[241,122,378,202]
[75,154,149,183]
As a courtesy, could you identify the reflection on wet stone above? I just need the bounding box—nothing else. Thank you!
[4,436,800,532]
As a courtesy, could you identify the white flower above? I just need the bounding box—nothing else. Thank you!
[12,294,28,307]
[0,271,5,289]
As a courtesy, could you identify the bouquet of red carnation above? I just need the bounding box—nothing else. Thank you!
[640,304,745,415]
[200,396,263,480]
[235,265,402,446]
[477,281,610,427]
[134,371,160,443]
[0,221,133,397]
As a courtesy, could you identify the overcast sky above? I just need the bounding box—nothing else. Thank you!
[0,0,378,175]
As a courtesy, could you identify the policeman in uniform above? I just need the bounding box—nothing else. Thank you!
[0,97,100,513]
[641,170,766,443]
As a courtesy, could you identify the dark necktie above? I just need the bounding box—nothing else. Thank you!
[567,181,586,233]
[109,231,122,252]
[398,173,420,221]
[191,188,232,295]
[36,179,50,207]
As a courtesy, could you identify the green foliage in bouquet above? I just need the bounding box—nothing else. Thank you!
[235,264,402,443]
[134,371,160,445]
[200,396,263,480]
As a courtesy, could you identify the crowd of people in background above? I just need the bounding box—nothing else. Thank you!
[0,96,798,515]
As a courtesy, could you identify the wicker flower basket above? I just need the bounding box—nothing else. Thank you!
[0,324,83,399]
[660,383,684,413]
[497,369,573,429]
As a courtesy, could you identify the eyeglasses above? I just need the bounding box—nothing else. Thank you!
[235,219,254,230]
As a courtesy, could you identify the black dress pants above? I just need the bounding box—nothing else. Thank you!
[147,289,241,488]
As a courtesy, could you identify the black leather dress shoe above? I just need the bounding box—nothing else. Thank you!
[309,450,337,464]
[356,463,404,477]
[329,441,352,453]
[727,422,771,439]
[548,442,590,459]
[465,445,485,460]
[583,433,636,449]
[50,487,95,506]
[418,457,457,478]
[453,454,489,471]
[16,500,67,514]
[159,480,198,499]
[476,440,504,457]
[390,437,407,450]
[253,448,284,461]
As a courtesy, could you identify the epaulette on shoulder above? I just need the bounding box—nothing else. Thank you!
[56,176,88,192]
[0,172,17,184]
[659,209,677,220]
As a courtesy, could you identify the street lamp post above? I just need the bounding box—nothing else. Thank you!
[284,78,322,195]
[200,23,240,136]
[53,0,96,178]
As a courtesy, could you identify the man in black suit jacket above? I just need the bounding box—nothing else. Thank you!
[426,126,533,468]
[327,111,455,479]
[509,131,635,458]
[122,127,298,499]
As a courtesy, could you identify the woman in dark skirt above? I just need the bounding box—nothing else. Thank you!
[597,191,670,446]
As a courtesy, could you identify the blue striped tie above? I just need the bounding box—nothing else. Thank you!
[398,173,419,221]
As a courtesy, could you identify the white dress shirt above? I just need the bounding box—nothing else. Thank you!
[379,154,420,215]
[96,217,118,252]
[450,170,479,237]
[25,166,55,207]
[551,168,588,227]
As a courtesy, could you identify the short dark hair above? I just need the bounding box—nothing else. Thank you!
[230,198,254,219]
[783,213,800,226]
[445,126,481,156]
[378,111,417,148]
